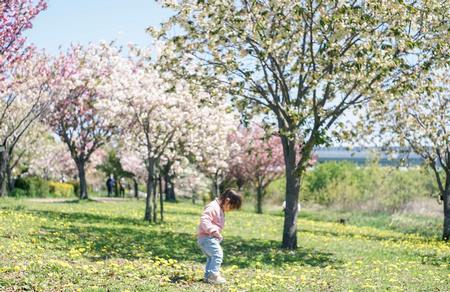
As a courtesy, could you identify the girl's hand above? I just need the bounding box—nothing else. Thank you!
[212,231,223,241]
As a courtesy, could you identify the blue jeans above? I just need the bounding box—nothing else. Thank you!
[197,236,223,280]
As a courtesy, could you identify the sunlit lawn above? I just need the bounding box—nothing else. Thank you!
[0,198,448,291]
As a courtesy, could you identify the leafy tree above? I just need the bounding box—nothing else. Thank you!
[155,0,448,249]
[364,69,450,240]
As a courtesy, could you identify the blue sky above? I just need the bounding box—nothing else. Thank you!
[25,0,173,54]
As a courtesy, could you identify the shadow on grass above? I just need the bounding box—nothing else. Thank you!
[23,208,340,269]
[25,209,148,226]
[22,200,202,223]
[35,224,340,269]
[52,199,86,204]
[5,202,446,269]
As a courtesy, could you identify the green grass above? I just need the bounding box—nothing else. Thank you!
[0,198,448,291]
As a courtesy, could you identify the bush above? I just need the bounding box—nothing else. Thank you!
[29,177,50,197]
[266,161,438,213]
[49,181,75,197]
[14,177,29,191]
[301,162,437,212]
[10,188,27,197]
[13,176,49,197]
[362,166,437,212]
[303,161,364,206]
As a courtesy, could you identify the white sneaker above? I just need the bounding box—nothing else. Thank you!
[207,273,226,285]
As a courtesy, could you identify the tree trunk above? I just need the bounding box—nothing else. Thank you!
[133,178,139,199]
[6,159,14,193]
[237,179,243,191]
[164,174,176,202]
[256,181,264,214]
[77,160,88,200]
[212,173,221,198]
[216,181,220,197]
[159,175,164,222]
[281,138,301,250]
[144,159,155,222]
[152,175,157,223]
[170,180,176,201]
[0,147,9,197]
[0,174,6,197]
[164,175,168,200]
[442,175,450,241]
[164,174,170,201]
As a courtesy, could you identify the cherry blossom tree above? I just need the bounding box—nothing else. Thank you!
[0,0,47,83]
[160,103,237,201]
[364,69,450,240]
[45,43,122,199]
[0,0,48,196]
[187,106,238,198]
[156,96,237,220]
[103,50,197,221]
[0,53,52,196]
[228,125,285,213]
[154,0,448,249]
[103,45,238,222]
[27,134,106,185]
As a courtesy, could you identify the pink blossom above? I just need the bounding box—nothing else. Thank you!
[227,124,285,189]
[0,0,47,87]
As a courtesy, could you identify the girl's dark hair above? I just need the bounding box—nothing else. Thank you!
[220,189,242,210]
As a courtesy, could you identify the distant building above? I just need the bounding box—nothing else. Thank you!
[313,147,423,166]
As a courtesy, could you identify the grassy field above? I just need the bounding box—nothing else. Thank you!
[0,198,448,291]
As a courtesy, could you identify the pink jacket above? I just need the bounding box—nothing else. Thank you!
[197,199,225,239]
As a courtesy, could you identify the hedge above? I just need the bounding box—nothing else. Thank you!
[49,181,75,197]
[12,177,76,198]
[12,176,49,197]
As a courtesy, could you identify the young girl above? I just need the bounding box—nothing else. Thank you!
[197,189,242,284]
